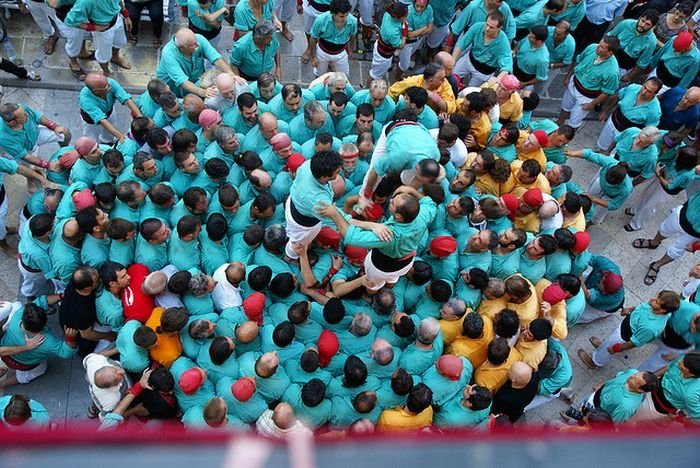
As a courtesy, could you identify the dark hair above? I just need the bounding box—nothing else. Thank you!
[487,337,511,365]
[329,0,352,14]
[218,183,239,208]
[529,318,553,340]
[394,315,416,338]
[272,321,296,347]
[172,129,198,153]
[682,352,700,377]
[146,128,169,149]
[99,261,125,289]
[606,163,628,185]
[281,83,302,100]
[352,390,378,414]
[140,218,165,242]
[675,147,698,172]
[468,386,493,411]
[183,187,208,212]
[323,298,345,324]
[406,86,429,109]
[133,326,157,348]
[329,92,348,108]
[356,103,375,118]
[343,355,368,388]
[209,336,234,365]
[301,379,326,407]
[391,368,413,395]
[148,183,175,206]
[411,261,432,285]
[22,303,48,333]
[406,383,432,413]
[149,367,175,392]
[206,213,228,242]
[204,157,230,180]
[467,268,490,290]
[557,273,581,297]
[423,62,444,80]
[237,92,257,110]
[562,192,582,214]
[243,224,265,246]
[106,218,135,241]
[176,215,201,239]
[158,307,189,333]
[487,10,504,27]
[167,271,192,295]
[531,24,549,41]
[465,92,489,113]
[537,234,558,255]
[3,395,32,426]
[28,213,54,238]
[248,265,272,291]
[253,192,277,214]
[94,183,117,206]
[522,91,540,111]
[102,149,124,169]
[640,372,660,392]
[521,159,542,178]
[602,35,620,54]
[300,349,320,372]
[462,312,485,339]
[310,150,342,179]
[75,206,100,234]
[640,8,660,24]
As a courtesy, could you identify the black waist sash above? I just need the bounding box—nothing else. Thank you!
[469,50,497,75]
[656,60,682,88]
[369,248,415,273]
[289,198,320,228]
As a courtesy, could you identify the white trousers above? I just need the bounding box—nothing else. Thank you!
[627,393,675,426]
[315,46,349,76]
[426,24,449,49]
[454,50,495,87]
[591,320,623,367]
[398,37,425,72]
[355,0,374,27]
[0,190,7,241]
[24,0,59,38]
[93,16,127,64]
[274,0,296,23]
[364,249,414,290]
[15,360,48,384]
[83,121,115,144]
[17,258,59,298]
[57,22,89,58]
[577,302,616,324]
[587,176,610,225]
[596,117,621,151]
[658,205,700,260]
[637,338,691,372]
[629,179,671,231]
[284,197,323,259]
[302,2,322,34]
[561,79,594,129]
[370,42,393,80]
[523,392,559,412]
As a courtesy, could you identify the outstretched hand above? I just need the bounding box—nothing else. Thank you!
[315,201,338,218]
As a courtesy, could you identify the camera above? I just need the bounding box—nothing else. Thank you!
[564,402,593,421]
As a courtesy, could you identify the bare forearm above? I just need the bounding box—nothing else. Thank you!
[125,99,142,117]
[100,119,124,140]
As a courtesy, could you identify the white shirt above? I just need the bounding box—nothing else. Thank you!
[212,263,243,311]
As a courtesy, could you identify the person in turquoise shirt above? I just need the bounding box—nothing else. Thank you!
[580,254,625,321]
[535,339,572,398]
[515,0,564,39]
[267,84,315,123]
[649,32,700,89]
[181,314,218,359]
[421,355,472,407]
[18,215,54,297]
[452,18,513,87]
[79,73,142,143]
[450,0,516,41]
[545,23,575,69]
[171,357,216,412]
[282,380,332,429]
[433,385,492,428]
[70,142,111,188]
[327,359,381,398]
[249,73,283,103]
[486,123,519,163]
[289,102,335,145]
[565,148,631,225]
[95,288,125,333]
[49,218,82,283]
[237,351,292,402]
[196,337,240,384]
[350,83,395,125]
[613,126,659,181]
[368,7,407,85]
[309,4,358,77]
[519,234,557,285]
[135,218,170,271]
[565,287,586,327]
[396,88,439,129]
[322,93,357,129]
[233,0,275,36]
[397,318,444,376]
[550,0,585,30]
[336,106,383,142]
[655,354,700,421]
[115,320,152,373]
[607,14,658,78]
[593,369,657,423]
[136,80,170,119]
[284,349,334,385]
[155,28,232,98]
[187,0,227,43]
[543,231,573,281]
[0,395,50,429]
[181,400,248,430]
[168,216,202,271]
[259,322,305,362]
[170,154,202,197]
[216,376,269,423]
[199,219,230,275]
[329,391,383,428]
[513,26,551,87]
[230,20,281,82]
[490,227,525,279]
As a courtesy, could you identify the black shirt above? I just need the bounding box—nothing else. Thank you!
[58,282,97,331]
[490,374,540,423]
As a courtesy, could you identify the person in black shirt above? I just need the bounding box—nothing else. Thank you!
[58,267,114,357]
[133,367,179,419]
[491,361,540,423]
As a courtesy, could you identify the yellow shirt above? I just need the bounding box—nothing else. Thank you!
[440,314,468,345]
[146,307,182,369]
[516,131,547,171]
[562,209,586,232]
[478,297,507,321]
[535,278,568,340]
[448,315,495,368]
[474,347,522,393]
[466,152,502,196]
[500,160,552,196]
[514,211,541,233]
[506,278,539,326]
[388,74,457,114]
[482,83,524,122]
[515,336,547,370]
[377,406,434,432]
[469,111,492,149]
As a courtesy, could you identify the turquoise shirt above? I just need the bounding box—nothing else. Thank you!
[196,341,240,384]
[79,78,132,124]
[486,123,517,162]
[431,0,458,27]
[249,80,282,103]
[456,22,513,72]
[136,91,160,118]
[290,159,333,218]
[615,84,661,127]
[329,395,383,428]
[259,324,305,362]
[608,19,657,68]
[170,169,199,197]
[434,394,490,428]
[156,35,223,97]
[233,0,273,32]
[538,339,572,395]
[327,374,381,399]
[583,149,632,210]
[515,0,552,31]
[565,288,586,327]
[519,250,547,285]
[551,0,586,29]
[614,128,658,179]
[267,90,315,123]
[135,233,169,271]
[490,250,521,279]
[0,396,50,429]
[282,384,332,429]
[600,369,644,423]
[181,406,247,430]
[168,235,202,271]
[545,27,575,66]
[451,0,515,40]
[288,112,335,145]
[375,123,440,176]
[0,104,43,159]
[396,97,439,129]
[573,44,620,94]
[662,357,700,419]
[49,219,82,282]
[682,190,700,235]
[116,320,151,373]
[230,32,280,80]
[585,254,625,311]
[81,234,110,269]
[237,351,292,401]
[629,302,670,347]
[650,37,700,89]
[171,356,216,413]
[664,164,698,192]
[350,89,396,125]
[311,11,358,45]
[116,161,165,191]
[199,230,229,276]
[515,38,550,82]
[65,0,119,25]
[378,12,405,48]
[398,340,444,376]
[423,250,458,283]
[336,115,382,141]
[421,357,472,406]
[18,219,52,273]
[544,250,572,281]
[71,148,109,186]
[183,291,215,317]
[283,360,333,386]
[0,156,18,188]
[188,0,224,31]
[95,289,125,332]
[216,376,268,423]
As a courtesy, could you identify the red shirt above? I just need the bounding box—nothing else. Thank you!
[121,263,155,323]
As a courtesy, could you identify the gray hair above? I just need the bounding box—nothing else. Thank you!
[350,312,372,337]
[189,273,211,297]
[0,103,18,122]
[639,126,660,141]
[263,224,287,251]
[132,151,154,171]
[340,143,359,157]
[327,72,348,88]
[416,317,440,345]
[189,319,213,339]
[369,79,388,94]
[445,298,467,318]
[303,100,325,122]
[486,278,506,298]
[214,124,237,145]
[253,20,275,39]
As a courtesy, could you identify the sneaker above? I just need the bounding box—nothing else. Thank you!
[25,71,41,82]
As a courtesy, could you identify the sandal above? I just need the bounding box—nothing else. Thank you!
[624,208,634,216]
[623,223,638,232]
[44,35,58,55]
[78,50,95,60]
[69,66,87,81]
[25,71,41,81]
[128,35,138,46]
[644,261,660,286]
[111,56,132,69]
[632,238,659,249]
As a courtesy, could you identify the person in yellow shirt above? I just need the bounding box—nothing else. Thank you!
[145,307,188,368]
[377,383,434,432]
[515,130,549,171]
[513,188,546,233]
[474,337,522,393]
[439,298,469,345]
[501,159,552,197]
[457,92,493,150]
[478,278,508,320]
[388,63,457,114]
[449,311,495,368]
[504,275,539,326]
[560,192,587,232]
[465,151,512,196]
[535,278,575,340]
[514,318,552,370]
[481,74,524,124]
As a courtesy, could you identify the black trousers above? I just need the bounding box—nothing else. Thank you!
[125,0,164,38]
[571,16,611,54]
[0,58,28,79]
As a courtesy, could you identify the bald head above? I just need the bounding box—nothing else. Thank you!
[250,168,272,188]
[255,351,280,377]
[225,262,246,285]
[63,218,83,243]
[174,28,196,48]
[272,402,296,429]
[509,361,533,387]
[434,52,455,75]
[85,72,107,91]
[94,365,125,389]
[143,271,168,295]
[685,86,700,103]
[371,338,394,365]
[216,72,234,90]
[259,112,277,128]
[538,200,560,219]
[235,321,259,343]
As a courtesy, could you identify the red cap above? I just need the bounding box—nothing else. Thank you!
[501,194,518,220]
[73,189,96,210]
[231,377,256,402]
[198,109,221,129]
[522,188,544,208]
[179,368,206,395]
[571,231,590,254]
[317,330,339,368]
[601,272,623,294]
[242,292,265,325]
[532,130,549,147]
[344,245,368,263]
[75,136,98,156]
[429,235,458,258]
[673,31,693,51]
[542,283,568,304]
[285,153,306,173]
[315,226,341,250]
[436,355,463,380]
[363,202,385,222]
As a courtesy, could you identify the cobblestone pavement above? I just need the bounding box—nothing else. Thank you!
[0,11,697,428]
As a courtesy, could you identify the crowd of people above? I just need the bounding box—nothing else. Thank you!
[0,0,698,437]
